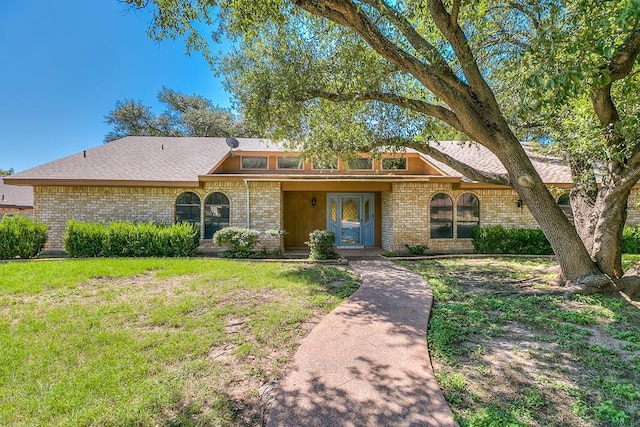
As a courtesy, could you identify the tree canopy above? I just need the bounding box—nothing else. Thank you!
[104,87,258,142]
[124,0,640,299]
[0,168,14,176]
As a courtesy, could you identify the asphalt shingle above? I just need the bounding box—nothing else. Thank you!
[7,136,572,184]
[0,177,33,207]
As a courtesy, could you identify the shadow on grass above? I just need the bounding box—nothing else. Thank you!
[402,257,640,426]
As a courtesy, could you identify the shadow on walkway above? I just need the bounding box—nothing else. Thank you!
[267,259,456,426]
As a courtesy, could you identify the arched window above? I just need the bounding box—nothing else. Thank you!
[175,192,201,227]
[457,193,480,238]
[430,193,453,239]
[557,193,573,223]
[204,192,230,239]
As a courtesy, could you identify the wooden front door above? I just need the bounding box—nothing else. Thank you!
[283,191,327,248]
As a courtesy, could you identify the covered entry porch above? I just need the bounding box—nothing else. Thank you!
[281,181,388,249]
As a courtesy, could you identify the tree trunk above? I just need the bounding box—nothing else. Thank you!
[567,157,599,254]
[483,132,613,293]
[590,177,632,279]
[570,189,597,254]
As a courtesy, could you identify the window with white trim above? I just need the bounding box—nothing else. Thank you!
[277,157,303,169]
[312,157,338,170]
[347,157,373,170]
[382,157,407,170]
[241,156,268,169]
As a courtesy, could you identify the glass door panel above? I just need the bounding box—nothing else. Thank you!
[340,196,361,245]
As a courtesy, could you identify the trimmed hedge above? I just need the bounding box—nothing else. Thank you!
[0,216,48,259]
[471,225,553,255]
[306,230,338,260]
[64,221,106,257]
[64,220,199,257]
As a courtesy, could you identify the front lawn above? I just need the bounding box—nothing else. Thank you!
[402,257,640,427]
[0,258,358,426]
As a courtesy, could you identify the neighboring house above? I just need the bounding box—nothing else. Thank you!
[0,177,33,218]
[5,136,640,253]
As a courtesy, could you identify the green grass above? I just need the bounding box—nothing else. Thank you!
[401,256,640,427]
[0,258,359,426]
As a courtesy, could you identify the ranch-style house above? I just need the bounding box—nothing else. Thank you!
[5,136,640,253]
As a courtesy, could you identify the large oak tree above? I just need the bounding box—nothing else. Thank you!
[104,87,257,142]
[123,0,640,300]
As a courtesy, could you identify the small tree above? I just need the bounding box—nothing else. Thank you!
[306,230,338,260]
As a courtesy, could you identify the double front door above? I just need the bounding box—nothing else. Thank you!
[327,193,375,247]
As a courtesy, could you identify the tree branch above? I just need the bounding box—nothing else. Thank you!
[369,138,511,185]
[450,0,461,26]
[359,1,443,65]
[609,27,640,81]
[306,90,464,132]
[591,28,640,137]
[508,1,540,30]
[359,0,469,93]
[293,0,469,109]
[427,0,490,96]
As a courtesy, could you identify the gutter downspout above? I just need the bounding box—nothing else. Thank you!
[243,179,250,228]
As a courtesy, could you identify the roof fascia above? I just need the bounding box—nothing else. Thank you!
[206,152,232,174]
[415,154,448,176]
[4,179,200,188]
[198,174,461,183]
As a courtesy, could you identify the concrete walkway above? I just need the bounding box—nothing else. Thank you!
[267,259,456,427]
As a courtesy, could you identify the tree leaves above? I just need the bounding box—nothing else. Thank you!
[103,87,257,141]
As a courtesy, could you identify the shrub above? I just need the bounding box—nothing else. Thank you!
[64,220,107,257]
[306,230,338,260]
[64,221,199,257]
[214,227,260,258]
[471,225,553,255]
[622,225,640,254]
[404,244,428,256]
[0,216,48,259]
[162,222,201,257]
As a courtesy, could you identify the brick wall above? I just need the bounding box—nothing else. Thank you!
[35,181,283,252]
[627,188,640,225]
[381,191,393,250]
[383,183,540,252]
[0,206,33,218]
[34,182,640,253]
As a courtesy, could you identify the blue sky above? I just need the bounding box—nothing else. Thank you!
[0,0,231,173]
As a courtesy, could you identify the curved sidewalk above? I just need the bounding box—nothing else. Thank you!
[267,259,456,427]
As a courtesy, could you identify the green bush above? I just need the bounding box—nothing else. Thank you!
[622,225,640,254]
[0,216,48,259]
[306,230,338,260]
[64,221,199,257]
[471,225,553,255]
[214,227,260,258]
[64,221,107,257]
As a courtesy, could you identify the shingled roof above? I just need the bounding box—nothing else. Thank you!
[6,137,279,185]
[5,136,572,185]
[0,177,33,207]
[421,141,572,184]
